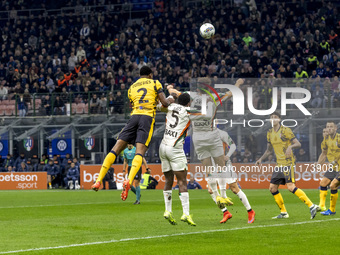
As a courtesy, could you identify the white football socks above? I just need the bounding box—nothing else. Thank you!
[163,190,172,212]
[237,190,251,211]
[218,178,227,198]
[179,192,190,215]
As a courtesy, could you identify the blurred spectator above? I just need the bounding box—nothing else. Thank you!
[13,152,27,171]
[140,168,158,189]
[90,93,100,114]
[99,94,107,114]
[17,94,27,117]
[187,176,202,190]
[0,154,14,172]
[311,85,324,108]
[44,159,60,189]
[41,95,52,115]
[0,81,8,100]
[102,167,116,190]
[53,95,65,115]
[64,162,80,190]
[17,162,30,172]
[296,148,309,162]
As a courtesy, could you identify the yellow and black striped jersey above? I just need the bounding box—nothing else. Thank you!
[267,125,296,166]
[128,78,163,117]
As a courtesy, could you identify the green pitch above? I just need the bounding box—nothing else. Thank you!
[0,189,338,255]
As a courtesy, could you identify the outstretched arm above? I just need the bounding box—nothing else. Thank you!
[223,78,244,98]
[158,91,174,107]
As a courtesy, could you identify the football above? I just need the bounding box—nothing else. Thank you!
[199,23,215,39]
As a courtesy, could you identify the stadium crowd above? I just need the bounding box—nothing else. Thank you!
[0,0,339,117]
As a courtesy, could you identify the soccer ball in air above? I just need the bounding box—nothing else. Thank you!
[199,23,215,39]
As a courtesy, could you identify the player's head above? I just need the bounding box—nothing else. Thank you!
[140,66,152,78]
[323,128,329,138]
[127,143,134,149]
[196,77,211,94]
[326,121,337,135]
[270,111,281,126]
[178,93,191,106]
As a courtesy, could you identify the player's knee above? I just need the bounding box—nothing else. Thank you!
[287,185,296,192]
[330,183,338,190]
[230,185,239,194]
[269,186,277,193]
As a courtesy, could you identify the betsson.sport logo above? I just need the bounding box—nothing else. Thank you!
[200,84,311,128]
[0,173,39,189]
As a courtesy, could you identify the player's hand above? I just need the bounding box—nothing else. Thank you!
[235,78,245,87]
[166,84,173,90]
[285,146,292,158]
[255,159,262,166]
[224,155,230,161]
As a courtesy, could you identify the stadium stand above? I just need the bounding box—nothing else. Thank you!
[0,0,340,168]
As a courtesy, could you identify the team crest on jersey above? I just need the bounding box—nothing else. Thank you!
[23,137,34,151]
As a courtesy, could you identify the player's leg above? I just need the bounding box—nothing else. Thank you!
[287,182,317,219]
[202,157,219,201]
[321,178,340,215]
[163,170,177,225]
[160,142,177,224]
[269,182,288,218]
[319,177,332,211]
[133,172,141,204]
[229,181,255,224]
[174,170,196,226]
[92,139,127,191]
[126,116,155,186]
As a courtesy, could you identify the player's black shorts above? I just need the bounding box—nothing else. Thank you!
[270,165,295,185]
[118,115,155,147]
[323,169,337,180]
[128,166,142,180]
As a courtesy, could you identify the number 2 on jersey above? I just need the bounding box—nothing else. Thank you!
[137,88,148,104]
[169,110,179,128]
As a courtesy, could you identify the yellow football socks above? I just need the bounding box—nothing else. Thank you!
[128,154,143,185]
[272,191,287,213]
[293,188,313,207]
[330,190,338,213]
[319,186,328,209]
[96,151,117,183]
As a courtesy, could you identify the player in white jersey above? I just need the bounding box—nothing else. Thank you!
[213,129,255,224]
[189,77,244,223]
[157,93,196,226]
